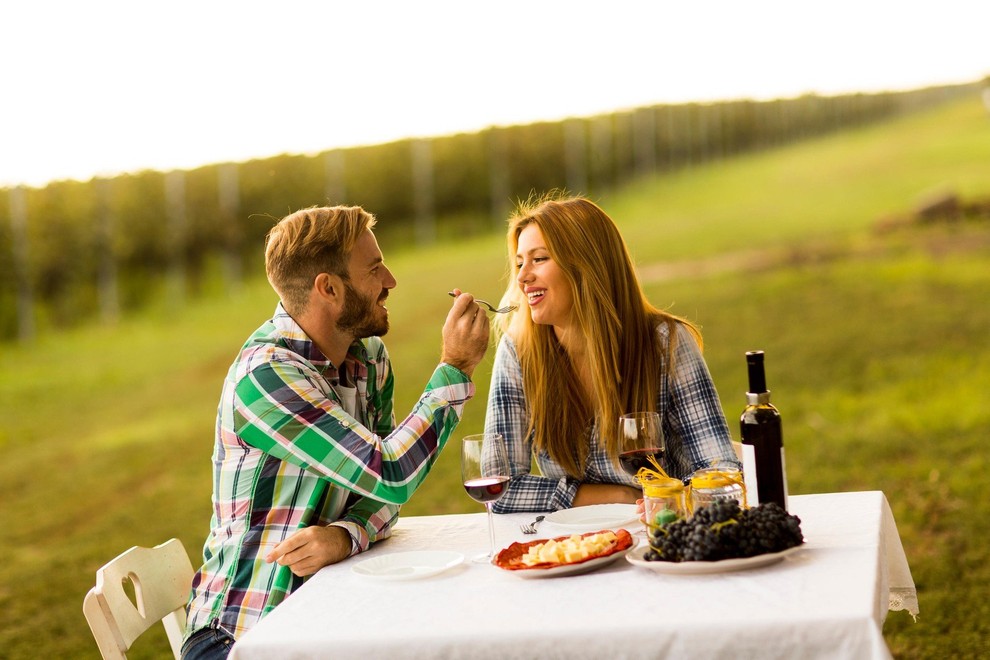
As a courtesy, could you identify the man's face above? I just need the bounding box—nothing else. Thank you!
[336,229,396,338]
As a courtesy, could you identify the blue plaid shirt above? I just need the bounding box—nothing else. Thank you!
[484,322,738,513]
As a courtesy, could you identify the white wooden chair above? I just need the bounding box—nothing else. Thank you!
[732,441,745,462]
[83,538,195,659]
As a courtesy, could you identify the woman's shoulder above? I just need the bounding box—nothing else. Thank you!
[491,332,521,367]
[652,317,705,360]
[652,314,700,340]
[651,316,677,341]
[496,331,519,353]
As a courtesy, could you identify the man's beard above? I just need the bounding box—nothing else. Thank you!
[336,282,389,338]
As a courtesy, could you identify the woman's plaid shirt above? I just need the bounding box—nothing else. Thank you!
[485,322,738,513]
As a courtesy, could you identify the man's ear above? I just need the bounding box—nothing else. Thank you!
[314,272,344,305]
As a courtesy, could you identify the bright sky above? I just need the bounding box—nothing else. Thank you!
[2,0,988,188]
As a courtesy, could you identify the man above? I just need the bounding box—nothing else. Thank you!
[181,205,489,659]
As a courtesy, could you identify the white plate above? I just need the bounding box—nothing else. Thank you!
[352,550,464,581]
[625,544,804,574]
[505,546,633,579]
[543,504,640,530]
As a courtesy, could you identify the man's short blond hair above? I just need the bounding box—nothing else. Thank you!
[264,205,377,315]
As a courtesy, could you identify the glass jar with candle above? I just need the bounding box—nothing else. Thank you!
[641,474,687,554]
[688,466,746,513]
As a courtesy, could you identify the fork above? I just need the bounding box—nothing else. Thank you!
[448,291,518,314]
[519,515,545,534]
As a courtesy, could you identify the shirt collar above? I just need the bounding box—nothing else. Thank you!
[271,302,371,371]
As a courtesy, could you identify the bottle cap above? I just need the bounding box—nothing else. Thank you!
[745,350,768,394]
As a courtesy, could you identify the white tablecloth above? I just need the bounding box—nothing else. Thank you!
[231,491,916,660]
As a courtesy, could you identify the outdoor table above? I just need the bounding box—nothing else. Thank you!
[230,491,917,659]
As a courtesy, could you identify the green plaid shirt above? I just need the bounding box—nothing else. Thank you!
[185,304,474,641]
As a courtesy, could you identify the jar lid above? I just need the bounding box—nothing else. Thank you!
[640,475,684,497]
[690,467,744,491]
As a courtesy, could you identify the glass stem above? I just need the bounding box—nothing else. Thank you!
[485,503,496,561]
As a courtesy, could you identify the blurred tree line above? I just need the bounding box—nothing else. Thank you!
[0,82,976,342]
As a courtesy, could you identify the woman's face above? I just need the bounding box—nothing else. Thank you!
[515,223,574,331]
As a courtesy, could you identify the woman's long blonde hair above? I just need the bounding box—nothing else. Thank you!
[497,194,702,477]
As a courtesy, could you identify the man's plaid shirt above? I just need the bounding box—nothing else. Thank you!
[185,304,474,641]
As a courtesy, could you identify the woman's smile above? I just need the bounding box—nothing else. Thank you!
[525,287,546,305]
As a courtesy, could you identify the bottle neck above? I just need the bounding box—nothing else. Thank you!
[746,391,772,405]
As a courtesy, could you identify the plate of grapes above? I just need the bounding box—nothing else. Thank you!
[628,500,805,574]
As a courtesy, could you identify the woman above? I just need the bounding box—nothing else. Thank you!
[484,194,739,513]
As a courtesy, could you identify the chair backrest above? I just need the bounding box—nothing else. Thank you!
[83,538,195,659]
[732,441,745,462]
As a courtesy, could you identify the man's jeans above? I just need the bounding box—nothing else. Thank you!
[180,625,235,660]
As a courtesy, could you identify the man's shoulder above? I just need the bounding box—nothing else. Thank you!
[231,329,309,380]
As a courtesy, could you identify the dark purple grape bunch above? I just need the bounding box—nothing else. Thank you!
[645,500,803,562]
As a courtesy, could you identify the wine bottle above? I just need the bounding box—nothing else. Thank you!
[740,350,788,510]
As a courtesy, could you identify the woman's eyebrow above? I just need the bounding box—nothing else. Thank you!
[515,247,546,258]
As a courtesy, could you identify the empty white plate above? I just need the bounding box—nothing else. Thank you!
[352,550,465,580]
[544,504,640,530]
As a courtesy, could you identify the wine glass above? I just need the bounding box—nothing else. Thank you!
[617,412,665,477]
[461,433,510,563]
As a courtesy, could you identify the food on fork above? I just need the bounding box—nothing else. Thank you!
[494,528,634,570]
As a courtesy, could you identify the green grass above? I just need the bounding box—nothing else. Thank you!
[2,94,989,659]
[609,97,990,262]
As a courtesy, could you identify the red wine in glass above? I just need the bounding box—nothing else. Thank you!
[463,476,510,503]
[618,447,665,476]
[618,411,664,478]
[461,433,510,563]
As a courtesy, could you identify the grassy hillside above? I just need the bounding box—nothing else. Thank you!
[1,94,988,659]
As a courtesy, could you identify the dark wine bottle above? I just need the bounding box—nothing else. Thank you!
[740,351,788,510]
